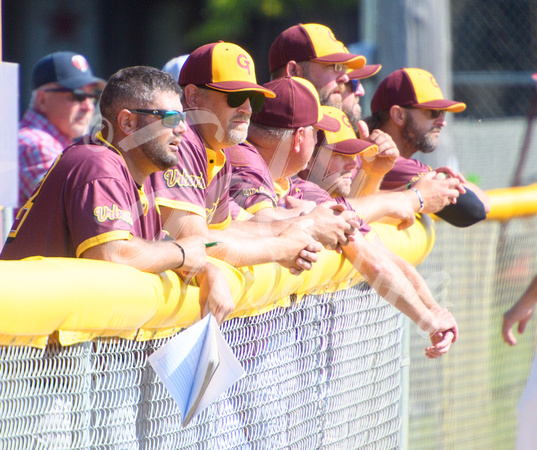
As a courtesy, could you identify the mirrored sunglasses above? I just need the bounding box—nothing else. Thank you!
[128,109,187,128]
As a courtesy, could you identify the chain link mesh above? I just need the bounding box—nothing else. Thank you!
[410,218,537,449]
[0,284,402,449]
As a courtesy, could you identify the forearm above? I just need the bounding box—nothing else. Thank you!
[349,169,384,198]
[517,275,537,308]
[342,239,440,332]
[81,236,185,273]
[206,231,284,266]
[348,190,420,224]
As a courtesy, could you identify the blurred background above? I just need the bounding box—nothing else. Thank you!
[4,0,537,192]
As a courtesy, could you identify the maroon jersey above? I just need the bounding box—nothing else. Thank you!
[229,141,279,214]
[380,156,432,190]
[229,142,371,236]
[151,125,232,230]
[1,135,164,260]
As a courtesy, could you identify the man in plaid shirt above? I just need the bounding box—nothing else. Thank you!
[18,51,104,206]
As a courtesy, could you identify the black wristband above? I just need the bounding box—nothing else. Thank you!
[171,241,185,269]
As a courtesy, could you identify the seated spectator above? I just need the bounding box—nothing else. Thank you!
[230,76,458,358]
[18,51,105,206]
[367,67,491,227]
[2,66,233,323]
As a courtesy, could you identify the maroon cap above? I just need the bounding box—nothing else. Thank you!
[371,68,466,114]
[251,76,340,132]
[347,64,382,80]
[269,23,366,73]
[179,42,275,97]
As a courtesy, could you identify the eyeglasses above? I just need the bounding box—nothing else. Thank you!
[201,86,266,113]
[128,109,187,128]
[333,63,349,73]
[41,87,101,103]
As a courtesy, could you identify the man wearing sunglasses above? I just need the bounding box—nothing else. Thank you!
[18,51,106,207]
[153,42,364,275]
[366,67,491,227]
[3,66,234,323]
[229,78,458,359]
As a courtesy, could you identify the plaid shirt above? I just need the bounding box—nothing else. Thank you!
[18,109,72,206]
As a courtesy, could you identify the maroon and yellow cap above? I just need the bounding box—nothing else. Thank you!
[179,42,275,98]
[251,76,340,132]
[318,106,378,157]
[347,64,382,80]
[269,23,366,72]
[370,68,466,114]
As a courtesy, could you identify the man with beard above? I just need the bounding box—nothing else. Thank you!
[1,66,234,323]
[341,64,382,135]
[367,67,491,227]
[151,42,360,274]
[268,24,464,225]
[231,77,459,358]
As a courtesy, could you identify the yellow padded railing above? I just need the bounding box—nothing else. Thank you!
[0,216,435,349]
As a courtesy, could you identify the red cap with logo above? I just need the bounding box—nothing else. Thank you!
[269,23,366,72]
[370,68,466,114]
[179,42,275,97]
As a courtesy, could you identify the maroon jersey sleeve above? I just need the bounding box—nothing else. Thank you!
[380,156,432,190]
[1,139,162,260]
[229,142,279,214]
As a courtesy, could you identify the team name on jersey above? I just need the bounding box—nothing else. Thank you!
[163,168,207,189]
[94,204,134,226]
[206,200,220,224]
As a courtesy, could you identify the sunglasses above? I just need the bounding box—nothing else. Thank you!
[42,87,101,103]
[351,79,360,92]
[202,86,266,113]
[404,106,447,119]
[128,109,187,128]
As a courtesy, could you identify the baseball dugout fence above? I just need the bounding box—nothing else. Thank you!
[1,185,537,449]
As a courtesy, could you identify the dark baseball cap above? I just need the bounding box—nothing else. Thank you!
[370,68,466,114]
[269,23,366,73]
[347,64,382,80]
[251,76,339,132]
[32,51,105,90]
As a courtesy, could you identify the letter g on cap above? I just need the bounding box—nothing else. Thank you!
[237,54,251,75]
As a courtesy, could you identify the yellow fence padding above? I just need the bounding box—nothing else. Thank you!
[0,217,435,348]
[485,183,537,221]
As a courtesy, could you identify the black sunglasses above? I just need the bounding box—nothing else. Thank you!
[42,87,101,103]
[201,86,266,113]
[128,109,187,128]
[404,106,446,119]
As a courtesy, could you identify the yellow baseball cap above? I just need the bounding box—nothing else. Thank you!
[318,106,378,157]
[179,42,275,98]
[371,68,466,113]
[269,23,366,72]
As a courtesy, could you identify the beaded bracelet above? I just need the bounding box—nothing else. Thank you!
[171,241,185,269]
[409,187,424,212]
